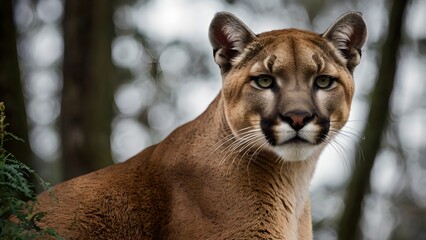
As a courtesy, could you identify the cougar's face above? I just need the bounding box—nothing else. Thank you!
[222,31,355,161]
[209,12,366,162]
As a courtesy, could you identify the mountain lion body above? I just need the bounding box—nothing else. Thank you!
[35,12,366,239]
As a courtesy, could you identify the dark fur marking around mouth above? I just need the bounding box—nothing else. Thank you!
[316,118,330,144]
[260,119,276,146]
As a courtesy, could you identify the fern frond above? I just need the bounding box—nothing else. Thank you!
[0,102,62,239]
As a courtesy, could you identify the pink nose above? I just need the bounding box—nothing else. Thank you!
[280,111,314,131]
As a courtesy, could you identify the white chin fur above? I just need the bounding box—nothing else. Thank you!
[270,122,325,161]
[269,142,324,162]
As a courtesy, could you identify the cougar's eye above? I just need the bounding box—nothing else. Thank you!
[315,76,335,89]
[251,75,274,89]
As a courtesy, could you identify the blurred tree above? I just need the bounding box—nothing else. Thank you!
[338,0,410,239]
[0,0,32,168]
[61,0,115,180]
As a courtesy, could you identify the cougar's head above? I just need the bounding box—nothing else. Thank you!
[209,12,367,162]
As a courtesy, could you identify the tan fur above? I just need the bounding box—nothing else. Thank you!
[34,12,366,239]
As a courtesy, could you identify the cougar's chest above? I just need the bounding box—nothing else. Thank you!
[163,153,310,239]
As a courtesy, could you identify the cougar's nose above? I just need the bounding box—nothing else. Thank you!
[280,110,314,131]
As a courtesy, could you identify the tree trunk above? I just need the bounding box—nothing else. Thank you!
[337,0,410,239]
[61,0,114,180]
[0,0,32,168]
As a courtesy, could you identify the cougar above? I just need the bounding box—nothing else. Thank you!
[34,11,367,239]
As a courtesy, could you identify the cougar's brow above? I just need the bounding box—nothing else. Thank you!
[233,41,267,69]
[264,54,277,73]
[249,54,277,75]
[312,53,325,73]
[309,37,346,67]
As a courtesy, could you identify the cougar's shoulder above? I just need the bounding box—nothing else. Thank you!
[35,145,170,239]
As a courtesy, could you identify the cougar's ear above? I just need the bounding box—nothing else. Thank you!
[322,12,367,71]
[209,12,256,73]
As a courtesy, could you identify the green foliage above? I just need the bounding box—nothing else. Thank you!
[0,102,62,239]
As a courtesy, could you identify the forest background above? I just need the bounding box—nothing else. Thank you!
[0,0,425,239]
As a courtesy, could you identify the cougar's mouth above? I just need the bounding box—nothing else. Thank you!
[257,116,332,161]
[282,136,311,145]
[260,118,330,147]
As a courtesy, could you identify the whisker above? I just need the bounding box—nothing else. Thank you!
[211,126,256,154]
[219,128,265,168]
[339,126,364,137]
[215,130,253,152]
[240,135,265,165]
[344,119,368,123]
[230,133,264,169]
[326,126,367,172]
[246,140,269,180]
[328,138,353,172]
[329,128,364,143]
